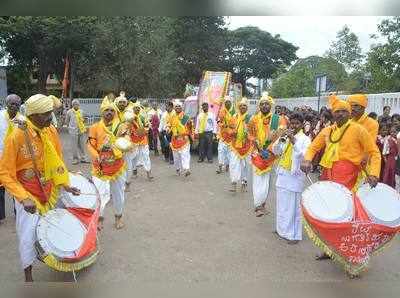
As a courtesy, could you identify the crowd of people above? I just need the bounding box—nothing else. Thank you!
[0,89,396,281]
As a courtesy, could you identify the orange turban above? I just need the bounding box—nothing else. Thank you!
[347,94,368,108]
[329,94,351,113]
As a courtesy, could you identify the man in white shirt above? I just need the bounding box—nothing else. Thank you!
[195,102,217,163]
[0,94,22,223]
[64,99,89,164]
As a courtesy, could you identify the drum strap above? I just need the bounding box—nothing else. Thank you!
[22,128,50,203]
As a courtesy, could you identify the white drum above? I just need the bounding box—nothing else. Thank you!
[36,209,87,259]
[357,183,400,227]
[61,173,98,210]
[302,181,353,223]
[115,137,133,152]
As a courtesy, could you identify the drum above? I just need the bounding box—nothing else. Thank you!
[36,209,87,259]
[302,181,353,223]
[115,137,133,152]
[61,173,98,210]
[357,183,400,227]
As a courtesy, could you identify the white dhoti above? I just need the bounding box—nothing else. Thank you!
[217,141,230,166]
[124,148,138,181]
[276,187,302,241]
[93,173,126,216]
[173,144,191,171]
[252,169,272,208]
[229,151,250,184]
[132,144,151,172]
[15,201,39,269]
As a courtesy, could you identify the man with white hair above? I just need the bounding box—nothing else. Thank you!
[0,94,22,223]
[64,99,89,164]
[168,100,193,176]
[0,94,80,282]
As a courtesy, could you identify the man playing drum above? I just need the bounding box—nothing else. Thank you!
[87,101,127,230]
[248,92,286,216]
[301,97,381,260]
[0,94,80,282]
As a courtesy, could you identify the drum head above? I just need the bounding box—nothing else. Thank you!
[61,173,98,210]
[302,181,353,222]
[37,209,86,258]
[357,183,400,227]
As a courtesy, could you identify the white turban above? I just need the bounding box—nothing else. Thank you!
[115,95,128,104]
[72,99,80,105]
[25,94,54,116]
[173,100,183,107]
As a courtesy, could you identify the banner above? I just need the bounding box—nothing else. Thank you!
[197,71,231,116]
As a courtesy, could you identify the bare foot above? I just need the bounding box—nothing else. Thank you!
[287,240,299,245]
[115,216,124,230]
[184,170,191,177]
[315,253,331,261]
[97,217,104,231]
[229,183,237,193]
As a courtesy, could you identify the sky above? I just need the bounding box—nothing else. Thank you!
[228,16,387,59]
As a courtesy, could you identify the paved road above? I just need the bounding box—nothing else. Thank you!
[0,134,399,282]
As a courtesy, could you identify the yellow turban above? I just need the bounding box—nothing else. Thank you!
[132,101,141,109]
[347,94,368,108]
[100,101,116,113]
[259,91,274,105]
[25,94,54,116]
[48,95,62,109]
[224,96,232,102]
[329,95,351,113]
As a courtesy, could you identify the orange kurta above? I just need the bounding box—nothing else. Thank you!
[168,112,192,151]
[230,113,253,158]
[304,122,381,177]
[130,114,149,145]
[87,121,126,180]
[354,113,379,141]
[248,113,286,174]
[217,107,235,144]
[0,125,65,213]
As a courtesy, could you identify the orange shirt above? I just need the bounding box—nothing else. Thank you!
[354,113,378,141]
[304,122,381,177]
[87,121,120,160]
[0,125,63,202]
[248,113,287,147]
[217,107,235,143]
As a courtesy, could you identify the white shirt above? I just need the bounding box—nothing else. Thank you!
[195,111,217,134]
[0,110,20,156]
[159,111,174,132]
[272,131,311,193]
[65,108,85,135]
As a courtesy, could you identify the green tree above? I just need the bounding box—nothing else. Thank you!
[270,56,348,98]
[225,26,298,95]
[327,25,363,71]
[0,16,97,93]
[170,17,228,91]
[364,17,400,93]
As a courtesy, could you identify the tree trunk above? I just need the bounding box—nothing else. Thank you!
[38,66,48,94]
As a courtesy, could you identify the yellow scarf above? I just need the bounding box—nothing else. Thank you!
[100,119,123,159]
[199,112,208,133]
[73,109,86,133]
[235,112,248,148]
[320,121,351,169]
[27,120,69,186]
[134,113,144,128]
[279,130,303,171]
[255,112,272,148]
[222,107,234,126]
[171,112,187,136]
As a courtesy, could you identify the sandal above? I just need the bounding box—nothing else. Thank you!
[315,253,331,261]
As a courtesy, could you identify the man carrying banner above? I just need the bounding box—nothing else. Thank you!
[87,101,126,230]
[64,99,89,165]
[168,100,193,177]
[229,98,253,193]
[216,96,235,174]
[0,94,80,282]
